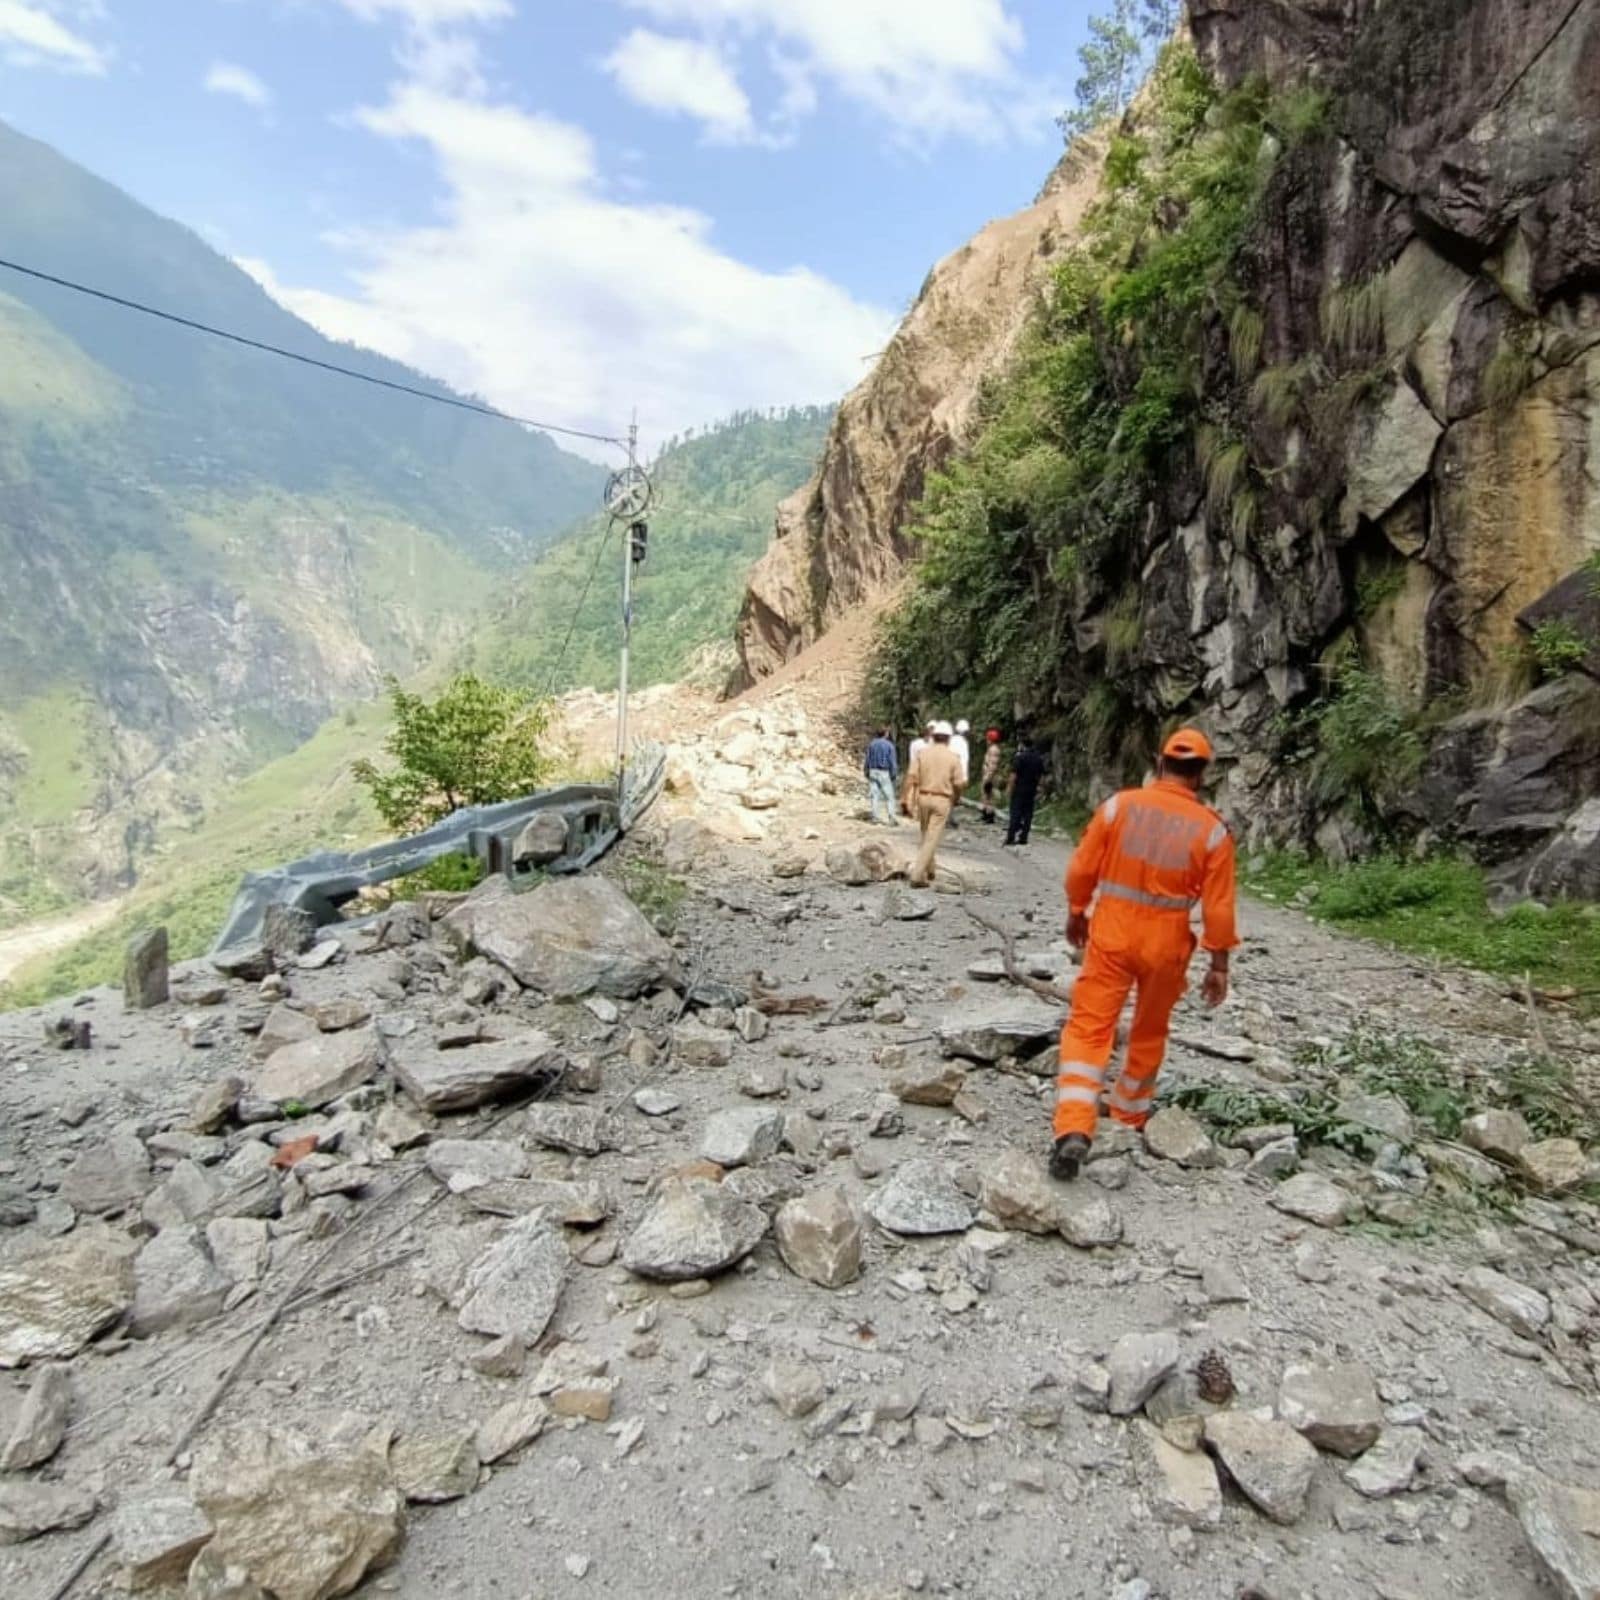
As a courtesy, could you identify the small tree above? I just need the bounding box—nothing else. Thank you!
[1061,0,1144,140]
[353,674,554,834]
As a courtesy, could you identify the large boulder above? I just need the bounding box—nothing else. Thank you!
[255,1030,383,1111]
[448,875,677,998]
[192,1426,404,1600]
[512,810,569,867]
[622,1179,769,1281]
[392,1034,565,1113]
[0,1224,138,1367]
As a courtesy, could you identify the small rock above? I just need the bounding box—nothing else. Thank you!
[0,1364,72,1470]
[890,1059,967,1107]
[470,1333,526,1378]
[1270,1171,1359,1228]
[1459,1265,1550,1341]
[632,1087,680,1118]
[425,1139,529,1187]
[1143,1107,1218,1167]
[674,1024,734,1068]
[622,1179,768,1281]
[189,1075,245,1135]
[1058,1194,1123,1249]
[0,1479,99,1544]
[1519,1139,1588,1195]
[734,1007,770,1043]
[1248,1137,1300,1179]
[255,1029,383,1111]
[525,1104,622,1158]
[1203,1411,1318,1524]
[457,1213,568,1343]
[740,1064,788,1099]
[311,997,372,1033]
[701,1108,784,1168]
[763,1358,827,1419]
[774,1187,863,1288]
[1277,1361,1382,1457]
[60,1133,154,1217]
[390,1427,480,1502]
[1201,1260,1250,1304]
[881,884,936,922]
[866,1160,974,1236]
[550,1377,618,1422]
[978,1149,1059,1234]
[124,928,170,1011]
[1334,1091,1414,1143]
[1344,1429,1425,1499]
[475,1397,551,1463]
[393,1033,565,1114]
[130,1226,232,1336]
[1133,1421,1221,1531]
[0,1224,138,1366]
[1504,1468,1600,1600]
[111,1492,210,1591]
[1107,1331,1181,1416]
[1462,1109,1530,1164]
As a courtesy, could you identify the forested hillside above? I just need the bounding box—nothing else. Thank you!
[0,119,603,919]
[465,408,832,694]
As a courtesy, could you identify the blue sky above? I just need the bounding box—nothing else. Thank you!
[0,1,1096,454]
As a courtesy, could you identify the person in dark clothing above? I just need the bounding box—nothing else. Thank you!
[864,727,900,825]
[1004,736,1046,846]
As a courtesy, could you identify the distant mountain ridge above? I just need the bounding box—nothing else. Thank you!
[0,118,605,917]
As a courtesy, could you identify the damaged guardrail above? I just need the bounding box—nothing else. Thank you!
[209,742,667,962]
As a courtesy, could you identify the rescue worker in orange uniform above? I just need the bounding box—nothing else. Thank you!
[1050,728,1239,1181]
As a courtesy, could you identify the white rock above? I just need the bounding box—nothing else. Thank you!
[456,1212,568,1343]
[1107,1331,1181,1416]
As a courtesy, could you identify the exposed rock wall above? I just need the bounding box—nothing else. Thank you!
[733,0,1600,893]
[731,145,1108,685]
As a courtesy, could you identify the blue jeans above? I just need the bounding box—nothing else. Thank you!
[868,770,897,823]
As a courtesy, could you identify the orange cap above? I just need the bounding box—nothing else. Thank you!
[1162,727,1214,762]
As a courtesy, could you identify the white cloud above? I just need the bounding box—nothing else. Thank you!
[617,0,1028,141]
[603,28,755,144]
[246,84,894,457]
[332,0,511,24]
[0,1,108,74]
[205,61,273,110]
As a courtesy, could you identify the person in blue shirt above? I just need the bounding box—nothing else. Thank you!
[864,727,900,825]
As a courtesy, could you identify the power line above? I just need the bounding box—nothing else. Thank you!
[0,254,626,451]
[542,518,618,698]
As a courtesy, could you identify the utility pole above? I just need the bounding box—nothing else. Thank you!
[602,412,651,791]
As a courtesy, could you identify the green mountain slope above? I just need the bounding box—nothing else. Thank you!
[0,119,605,917]
[465,408,833,694]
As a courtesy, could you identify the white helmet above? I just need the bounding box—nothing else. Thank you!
[955,720,971,734]
[932,720,955,738]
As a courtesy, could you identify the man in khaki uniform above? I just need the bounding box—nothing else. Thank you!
[905,721,965,886]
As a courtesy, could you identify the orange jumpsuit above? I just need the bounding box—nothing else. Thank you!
[1055,777,1239,1141]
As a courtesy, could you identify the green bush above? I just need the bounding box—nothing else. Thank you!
[1528,619,1591,680]
[388,852,487,900]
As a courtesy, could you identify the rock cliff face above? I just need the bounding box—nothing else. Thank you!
[731,144,1108,684]
[736,0,1600,894]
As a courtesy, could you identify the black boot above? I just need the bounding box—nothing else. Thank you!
[1050,1134,1090,1182]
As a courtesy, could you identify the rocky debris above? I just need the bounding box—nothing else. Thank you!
[1107,1331,1181,1416]
[1142,1108,1218,1168]
[0,1363,72,1470]
[978,1149,1059,1234]
[0,1224,138,1367]
[206,1218,271,1286]
[1134,1421,1223,1530]
[1277,1361,1382,1457]
[889,1059,966,1106]
[145,1160,223,1232]
[632,1087,680,1117]
[59,1131,153,1216]
[739,1063,787,1099]
[193,1425,404,1600]
[390,1427,479,1503]
[309,996,371,1033]
[734,1006,770,1043]
[622,1179,769,1281]
[763,1357,827,1419]
[457,1213,568,1343]
[866,1160,975,1236]
[550,1376,618,1422]
[1270,1172,1360,1228]
[254,1004,318,1059]
[255,1029,383,1111]
[475,1397,551,1464]
[1462,1109,1530,1164]
[449,875,676,998]
[1344,1429,1425,1498]
[0,1478,99,1544]
[937,999,1061,1065]
[186,1542,271,1597]
[513,809,569,866]
[189,1074,245,1135]
[469,1334,525,1379]
[262,904,317,967]
[465,1178,611,1227]
[701,1107,783,1168]
[426,1138,529,1187]
[525,1104,623,1158]
[124,927,170,1010]
[1058,1194,1123,1249]
[1203,1411,1319,1525]
[1519,1138,1588,1195]
[881,884,936,921]
[1504,1469,1600,1600]
[1459,1265,1551,1340]
[392,1033,565,1113]
[673,1024,735,1069]
[1248,1137,1301,1180]
[110,1492,211,1590]
[130,1225,233,1336]
[1333,1091,1415,1143]
[774,1187,864,1288]
[825,840,903,886]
